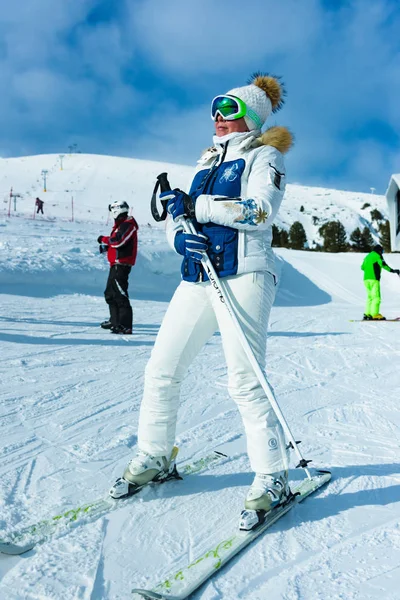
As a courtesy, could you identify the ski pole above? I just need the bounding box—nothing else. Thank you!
[154,173,313,480]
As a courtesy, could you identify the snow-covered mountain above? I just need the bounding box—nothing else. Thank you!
[0,153,388,248]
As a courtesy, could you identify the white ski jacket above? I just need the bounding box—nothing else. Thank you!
[166,126,293,282]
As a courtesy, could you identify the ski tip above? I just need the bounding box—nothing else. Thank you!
[316,469,332,484]
[0,541,36,555]
[132,590,180,600]
[214,450,228,458]
[312,470,332,487]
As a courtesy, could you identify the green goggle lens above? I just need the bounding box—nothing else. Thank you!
[211,95,247,121]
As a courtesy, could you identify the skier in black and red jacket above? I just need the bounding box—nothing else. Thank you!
[98,201,138,334]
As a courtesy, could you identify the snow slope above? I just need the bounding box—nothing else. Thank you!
[0,153,193,226]
[0,153,388,247]
[0,158,400,600]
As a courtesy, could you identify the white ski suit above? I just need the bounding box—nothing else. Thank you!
[138,126,293,474]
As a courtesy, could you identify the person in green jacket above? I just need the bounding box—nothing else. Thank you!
[361,245,400,320]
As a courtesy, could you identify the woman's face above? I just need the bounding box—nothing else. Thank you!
[214,114,249,137]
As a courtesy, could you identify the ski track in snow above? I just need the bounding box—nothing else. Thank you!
[1,218,400,600]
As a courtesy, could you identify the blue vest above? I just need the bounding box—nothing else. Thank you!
[179,157,246,282]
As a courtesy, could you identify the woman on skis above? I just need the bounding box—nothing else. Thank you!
[110,73,294,513]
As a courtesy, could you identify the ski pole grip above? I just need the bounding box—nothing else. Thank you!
[150,172,171,222]
[157,172,171,193]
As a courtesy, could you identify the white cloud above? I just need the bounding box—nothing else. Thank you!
[120,103,212,168]
[0,0,399,193]
[127,0,323,78]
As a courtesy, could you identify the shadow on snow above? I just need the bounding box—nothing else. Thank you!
[275,259,331,307]
[0,332,155,346]
[0,317,160,330]
[0,257,333,308]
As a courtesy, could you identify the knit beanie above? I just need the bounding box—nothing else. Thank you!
[226,73,285,131]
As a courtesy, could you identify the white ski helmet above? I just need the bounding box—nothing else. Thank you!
[109,200,129,219]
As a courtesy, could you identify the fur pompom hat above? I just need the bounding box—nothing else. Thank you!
[227,72,286,131]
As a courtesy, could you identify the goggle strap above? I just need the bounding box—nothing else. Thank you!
[246,108,262,129]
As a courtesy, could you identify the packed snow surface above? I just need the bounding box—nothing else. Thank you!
[0,154,399,600]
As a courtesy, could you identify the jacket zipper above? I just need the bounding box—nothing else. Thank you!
[203,143,228,195]
[197,142,228,283]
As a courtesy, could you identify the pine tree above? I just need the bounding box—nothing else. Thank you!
[272,224,280,247]
[379,220,391,253]
[360,226,374,252]
[272,225,290,248]
[280,229,289,248]
[319,220,348,252]
[289,221,307,249]
[350,227,363,251]
[370,208,383,222]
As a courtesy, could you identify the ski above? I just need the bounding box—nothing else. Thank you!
[131,470,331,600]
[0,449,228,556]
[349,318,400,322]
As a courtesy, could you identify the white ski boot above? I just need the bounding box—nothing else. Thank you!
[245,470,290,511]
[240,470,290,531]
[109,446,179,499]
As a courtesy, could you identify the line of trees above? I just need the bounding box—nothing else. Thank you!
[272,219,392,253]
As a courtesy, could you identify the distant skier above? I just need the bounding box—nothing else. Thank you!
[98,201,138,334]
[35,197,44,214]
[109,73,294,513]
[361,244,399,320]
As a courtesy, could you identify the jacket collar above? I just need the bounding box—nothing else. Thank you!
[212,130,258,148]
[198,126,293,165]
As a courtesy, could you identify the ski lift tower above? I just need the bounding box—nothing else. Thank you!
[8,187,22,216]
[41,169,49,192]
[11,191,22,211]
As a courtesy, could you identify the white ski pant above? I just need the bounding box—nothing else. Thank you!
[138,271,288,474]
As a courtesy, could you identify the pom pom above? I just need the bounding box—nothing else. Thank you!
[248,72,286,113]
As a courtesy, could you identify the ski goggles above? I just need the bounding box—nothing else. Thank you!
[211,95,262,128]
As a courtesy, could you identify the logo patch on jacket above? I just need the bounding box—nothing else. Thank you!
[188,159,245,199]
[219,163,240,183]
[268,163,285,190]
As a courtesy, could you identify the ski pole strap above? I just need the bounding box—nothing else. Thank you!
[150,172,171,222]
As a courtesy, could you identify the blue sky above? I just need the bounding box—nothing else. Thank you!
[1,0,399,194]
